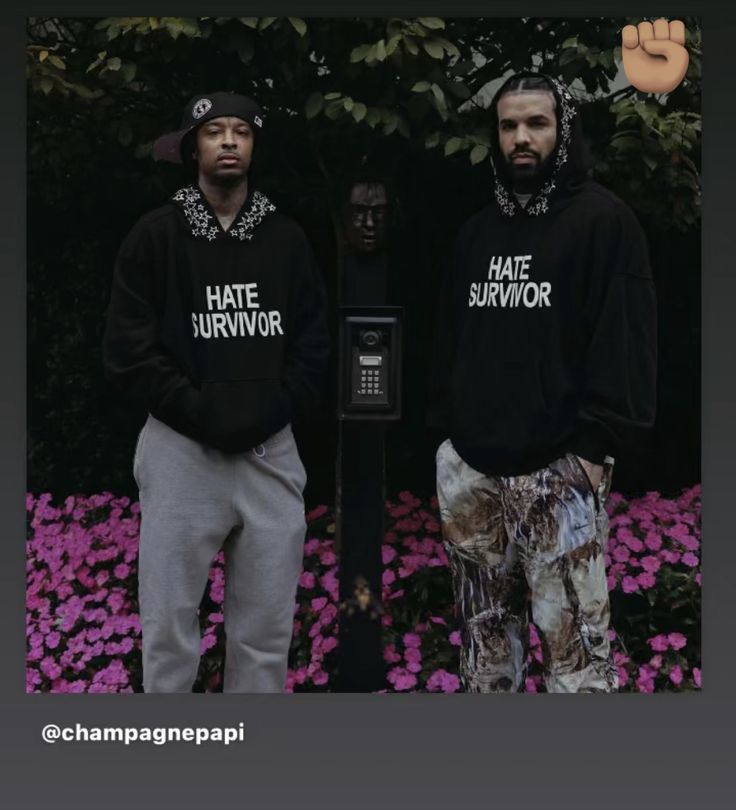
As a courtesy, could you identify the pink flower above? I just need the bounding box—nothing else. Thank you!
[305,505,328,522]
[637,572,656,590]
[644,532,663,551]
[669,665,683,686]
[387,667,417,691]
[681,552,699,568]
[303,538,321,555]
[382,569,396,587]
[429,616,447,626]
[113,563,130,579]
[426,669,461,693]
[312,669,329,686]
[621,576,640,594]
[612,546,630,563]
[667,632,687,650]
[311,597,328,613]
[636,667,655,694]
[298,571,315,589]
[404,647,422,664]
[383,644,401,664]
[403,632,421,649]
[382,545,397,564]
[524,676,538,693]
[449,631,462,647]
[640,555,661,574]
[693,667,702,688]
[45,631,61,650]
[648,634,669,652]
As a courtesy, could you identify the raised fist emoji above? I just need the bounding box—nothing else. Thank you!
[622,19,689,94]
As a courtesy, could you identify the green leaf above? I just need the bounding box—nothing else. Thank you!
[386,34,401,55]
[366,108,381,128]
[324,99,344,120]
[448,81,471,100]
[288,17,307,37]
[430,83,448,120]
[48,55,65,70]
[375,39,387,61]
[561,36,578,48]
[121,62,137,82]
[343,97,354,112]
[403,36,419,56]
[610,134,641,151]
[305,92,323,119]
[642,153,658,172]
[350,43,371,63]
[258,17,276,31]
[418,17,445,30]
[424,132,440,149]
[444,137,464,156]
[436,37,460,59]
[39,50,48,63]
[107,57,121,71]
[40,76,53,95]
[352,102,367,122]
[238,17,258,29]
[470,144,489,164]
[423,39,444,59]
[324,92,341,100]
[411,81,431,92]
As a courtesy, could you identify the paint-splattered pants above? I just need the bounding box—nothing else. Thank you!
[436,439,618,693]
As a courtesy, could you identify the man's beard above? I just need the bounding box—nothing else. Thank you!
[504,150,556,194]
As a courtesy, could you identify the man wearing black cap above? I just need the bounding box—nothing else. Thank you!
[430,73,657,693]
[103,92,329,693]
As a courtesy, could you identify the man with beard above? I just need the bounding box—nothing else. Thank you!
[103,92,329,692]
[430,72,657,693]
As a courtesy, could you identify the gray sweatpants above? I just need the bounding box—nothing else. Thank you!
[133,414,307,693]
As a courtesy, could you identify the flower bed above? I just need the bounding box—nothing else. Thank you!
[26,485,701,693]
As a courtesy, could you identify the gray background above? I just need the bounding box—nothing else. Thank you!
[6,2,732,808]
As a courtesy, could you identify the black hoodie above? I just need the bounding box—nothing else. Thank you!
[429,72,657,475]
[103,185,329,453]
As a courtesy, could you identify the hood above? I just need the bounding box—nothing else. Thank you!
[170,185,276,242]
[488,72,591,217]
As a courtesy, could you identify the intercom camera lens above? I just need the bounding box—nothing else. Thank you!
[360,329,381,348]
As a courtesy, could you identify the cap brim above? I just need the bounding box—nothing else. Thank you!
[152,128,193,163]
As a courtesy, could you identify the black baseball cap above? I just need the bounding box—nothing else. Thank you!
[153,91,264,163]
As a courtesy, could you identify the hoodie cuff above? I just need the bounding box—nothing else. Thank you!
[568,423,615,466]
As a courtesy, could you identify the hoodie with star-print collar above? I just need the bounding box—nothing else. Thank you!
[103,184,330,453]
[428,72,657,476]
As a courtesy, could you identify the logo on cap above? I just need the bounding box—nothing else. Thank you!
[254,115,263,128]
[192,98,212,120]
